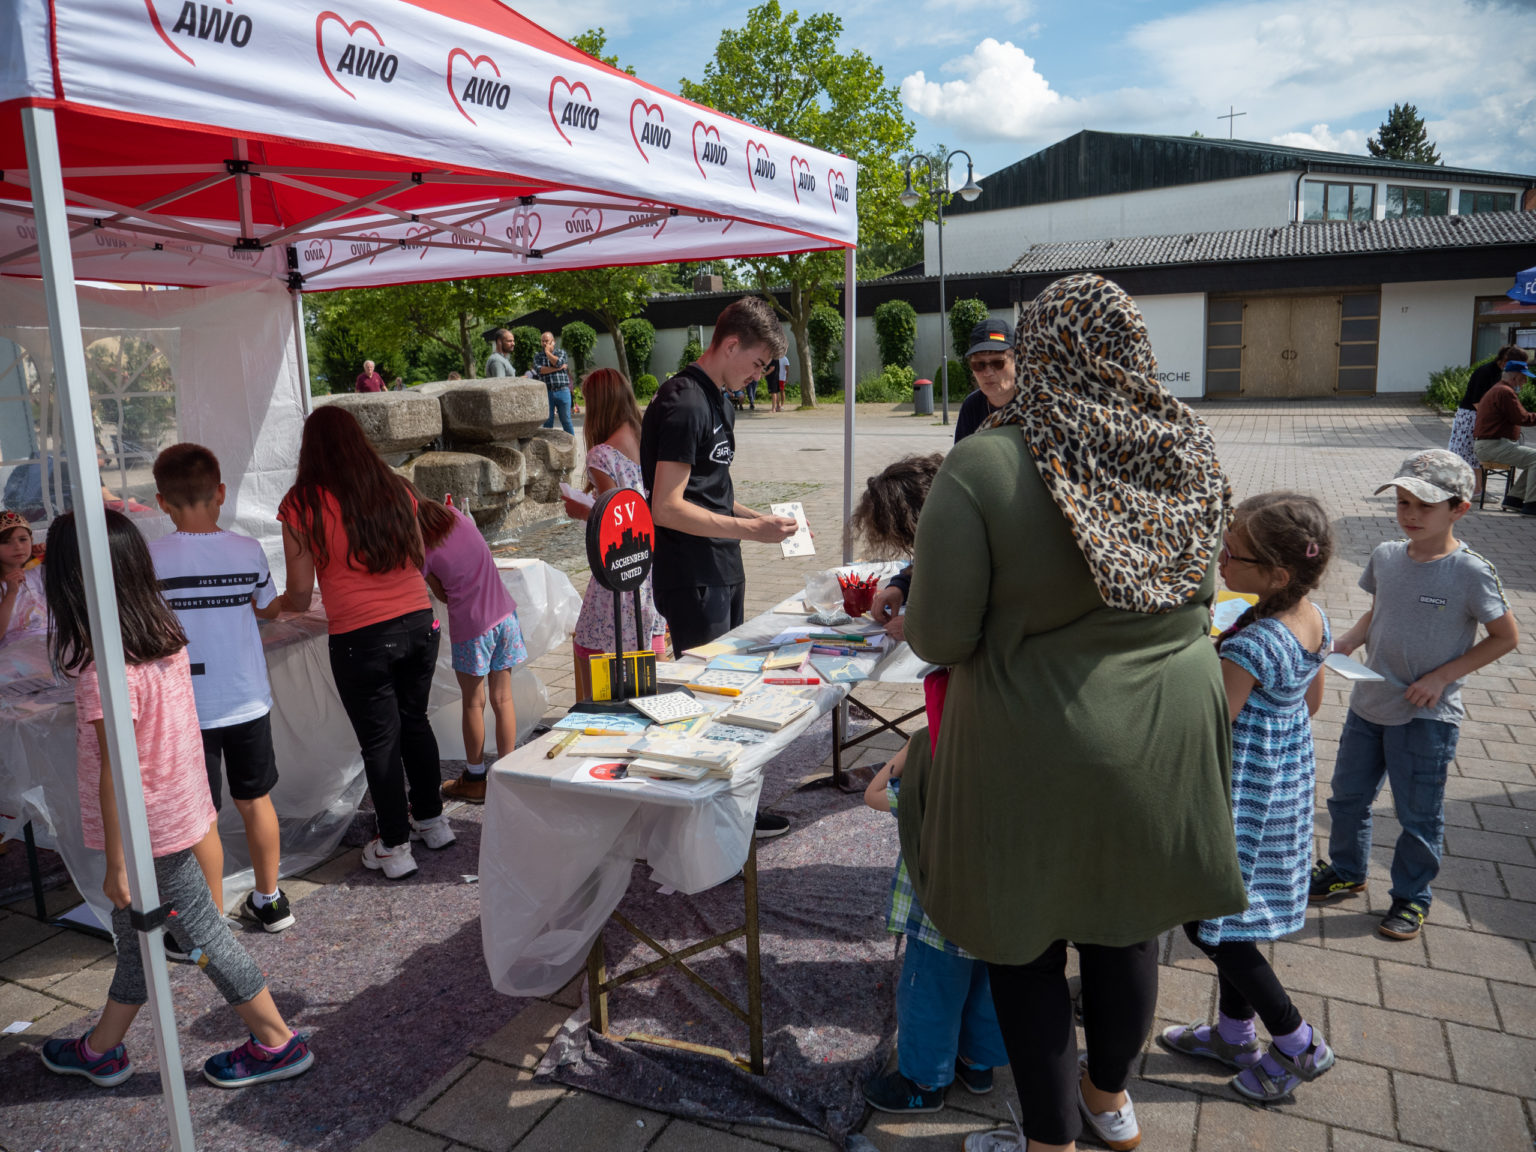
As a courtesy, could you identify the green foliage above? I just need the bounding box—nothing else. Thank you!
[680,0,915,405]
[807,303,844,387]
[677,338,704,373]
[948,298,990,389]
[511,326,541,375]
[570,28,635,75]
[931,358,970,402]
[561,321,597,378]
[636,373,660,400]
[855,364,916,402]
[1424,363,1470,411]
[873,299,918,370]
[1368,102,1441,165]
[619,318,656,383]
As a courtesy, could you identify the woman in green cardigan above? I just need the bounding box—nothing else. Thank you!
[900,274,1247,1152]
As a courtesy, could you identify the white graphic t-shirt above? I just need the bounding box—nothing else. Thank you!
[148,530,276,729]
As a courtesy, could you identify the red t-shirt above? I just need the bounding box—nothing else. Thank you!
[278,487,430,635]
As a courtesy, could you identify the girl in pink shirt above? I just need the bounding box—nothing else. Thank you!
[39,510,313,1090]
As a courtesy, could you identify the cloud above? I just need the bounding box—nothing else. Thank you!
[1269,123,1370,153]
[900,39,1077,140]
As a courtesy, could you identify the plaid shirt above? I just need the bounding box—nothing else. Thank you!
[534,348,571,389]
[885,781,971,958]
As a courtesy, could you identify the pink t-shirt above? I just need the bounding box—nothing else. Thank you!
[74,649,216,857]
[422,507,515,642]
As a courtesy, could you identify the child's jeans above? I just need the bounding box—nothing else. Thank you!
[896,935,1009,1089]
[1327,710,1459,908]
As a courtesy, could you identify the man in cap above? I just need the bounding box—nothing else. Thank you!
[1472,357,1536,513]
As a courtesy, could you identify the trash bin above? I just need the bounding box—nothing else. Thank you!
[912,377,934,415]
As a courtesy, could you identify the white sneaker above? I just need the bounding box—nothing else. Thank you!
[362,837,418,880]
[408,814,456,850]
[1077,1057,1140,1151]
[962,1103,1027,1150]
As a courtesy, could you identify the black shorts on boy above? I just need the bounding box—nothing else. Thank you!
[201,712,279,811]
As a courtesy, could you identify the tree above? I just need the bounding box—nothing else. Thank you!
[561,321,597,378]
[948,297,989,390]
[511,325,541,375]
[321,280,529,379]
[806,303,842,389]
[535,265,669,373]
[680,1,915,407]
[1367,103,1441,164]
[619,318,656,383]
[873,299,917,370]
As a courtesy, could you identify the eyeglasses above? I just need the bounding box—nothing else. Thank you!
[970,356,1011,374]
[1219,541,1263,566]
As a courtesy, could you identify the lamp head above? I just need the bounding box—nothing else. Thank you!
[958,163,982,203]
[899,177,920,209]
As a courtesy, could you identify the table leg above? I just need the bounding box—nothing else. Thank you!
[743,838,763,1076]
[23,821,47,922]
[831,701,846,789]
[587,931,609,1038]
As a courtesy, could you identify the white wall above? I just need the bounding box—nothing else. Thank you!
[1133,293,1207,400]
[926,172,1298,275]
[1378,278,1511,392]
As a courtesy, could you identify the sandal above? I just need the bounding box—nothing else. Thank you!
[1157,1021,1261,1070]
[1230,1035,1335,1102]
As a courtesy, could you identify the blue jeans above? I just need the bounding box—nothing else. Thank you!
[543,386,573,434]
[1327,710,1459,907]
[896,935,1009,1089]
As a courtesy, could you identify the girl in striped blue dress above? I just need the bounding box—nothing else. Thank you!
[1158,492,1337,1102]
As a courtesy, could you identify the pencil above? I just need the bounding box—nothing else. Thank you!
[582,728,631,735]
[546,730,580,758]
[689,684,743,696]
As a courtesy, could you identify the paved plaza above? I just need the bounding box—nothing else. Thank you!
[2,396,1534,1151]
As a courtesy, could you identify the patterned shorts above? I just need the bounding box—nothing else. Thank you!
[451,614,528,677]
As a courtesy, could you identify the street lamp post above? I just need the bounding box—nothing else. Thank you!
[901,150,982,425]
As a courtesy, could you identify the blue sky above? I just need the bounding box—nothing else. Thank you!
[517,0,1536,179]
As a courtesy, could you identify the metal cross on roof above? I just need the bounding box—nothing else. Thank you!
[1218,105,1247,139]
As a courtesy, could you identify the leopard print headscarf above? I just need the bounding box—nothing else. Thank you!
[981,273,1231,614]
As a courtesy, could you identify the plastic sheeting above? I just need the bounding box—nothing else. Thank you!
[0,559,580,928]
[479,606,846,999]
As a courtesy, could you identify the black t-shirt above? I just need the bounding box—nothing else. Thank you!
[1462,360,1516,411]
[640,364,744,590]
[953,388,1004,442]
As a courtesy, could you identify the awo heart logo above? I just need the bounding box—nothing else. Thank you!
[144,0,254,68]
[360,230,384,265]
[316,12,394,101]
[626,201,668,240]
[788,156,812,204]
[828,168,849,213]
[563,208,603,244]
[745,141,774,193]
[506,212,542,263]
[447,49,502,126]
[183,243,206,266]
[693,214,733,235]
[301,238,333,270]
[401,226,432,259]
[452,220,487,252]
[549,76,597,146]
[630,100,668,163]
[692,122,725,179]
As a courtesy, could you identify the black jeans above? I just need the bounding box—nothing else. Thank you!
[1182,922,1302,1037]
[654,582,745,655]
[987,938,1158,1146]
[328,608,442,848]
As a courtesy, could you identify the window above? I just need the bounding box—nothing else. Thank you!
[1385,186,1449,218]
[1303,181,1375,222]
[1205,298,1242,396]
[1458,190,1517,215]
[1336,293,1379,394]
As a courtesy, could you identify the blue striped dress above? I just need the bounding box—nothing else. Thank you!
[1198,609,1329,945]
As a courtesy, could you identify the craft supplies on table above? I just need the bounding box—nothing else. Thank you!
[656,661,705,684]
[630,691,711,726]
[692,669,758,692]
[707,653,766,674]
[719,689,816,731]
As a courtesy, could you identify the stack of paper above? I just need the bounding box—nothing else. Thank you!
[762,644,812,671]
[629,691,711,725]
[692,669,758,692]
[627,757,729,782]
[808,654,872,684]
[655,661,705,684]
[720,688,815,731]
[628,732,743,772]
[707,653,766,673]
[564,735,640,758]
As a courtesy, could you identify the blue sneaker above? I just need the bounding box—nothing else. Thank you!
[203,1033,314,1089]
[41,1034,133,1087]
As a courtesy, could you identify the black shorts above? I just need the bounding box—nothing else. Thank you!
[654,582,746,656]
[201,712,278,810]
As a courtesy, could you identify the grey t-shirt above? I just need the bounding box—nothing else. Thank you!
[486,351,514,377]
[1350,541,1508,726]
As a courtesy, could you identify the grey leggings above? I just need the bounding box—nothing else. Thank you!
[108,848,266,1008]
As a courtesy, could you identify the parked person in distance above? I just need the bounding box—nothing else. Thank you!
[1471,357,1536,514]
[276,406,450,880]
[1312,450,1517,941]
[1161,493,1336,1102]
[561,368,667,702]
[39,509,313,1090]
[766,351,789,412]
[411,481,527,803]
[1449,346,1525,494]
[354,359,385,393]
[148,444,292,934]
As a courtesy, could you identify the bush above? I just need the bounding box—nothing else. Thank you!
[855,364,916,402]
[1424,364,1470,411]
[949,298,991,389]
[619,318,655,384]
[560,321,597,378]
[677,338,704,374]
[807,303,843,388]
[873,299,918,371]
[510,325,541,375]
[636,373,660,400]
[931,359,971,402]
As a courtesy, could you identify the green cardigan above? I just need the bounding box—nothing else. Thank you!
[898,426,1247,964]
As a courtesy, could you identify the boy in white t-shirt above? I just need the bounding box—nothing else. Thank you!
[149,444,293,933]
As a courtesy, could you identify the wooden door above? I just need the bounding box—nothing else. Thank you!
[1241,297,1292,397]
[1290,296,1341,396]
[1240,296,1341,397]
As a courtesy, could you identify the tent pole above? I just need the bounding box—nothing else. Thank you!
[21,106,199,1152]
[291,288,313,415]
[841,246,857,564]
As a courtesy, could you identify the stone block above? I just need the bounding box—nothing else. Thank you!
[475,442,528,504]
[522,431,578,503]
[1328,1000,1450,1079]
[528,428,578,471]
[414,1061,564,1151]
[403,452,510,523]
[438,380,548,444]
[1377,958,1499,1028]
[1392,1070,1532,1152]
[1446,1021,1536,1096]
[319,391,442,455]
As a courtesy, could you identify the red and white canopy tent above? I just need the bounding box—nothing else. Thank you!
[2,3,860,1145]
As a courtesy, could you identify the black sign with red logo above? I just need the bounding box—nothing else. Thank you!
[586,487,653,593]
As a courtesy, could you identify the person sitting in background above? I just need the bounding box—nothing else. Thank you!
[1472,357,1536,514]
[1450,346,1524,494]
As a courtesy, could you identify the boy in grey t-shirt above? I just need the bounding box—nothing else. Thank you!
[1311,451,1517,941]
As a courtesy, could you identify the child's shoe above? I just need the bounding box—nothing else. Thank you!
[862,1068,945,1113]
[953,1055,994,1094]
[362,837,418,880]
[239,889,295,933]
[409,813,456,851]
[962,1104,1027,1150]
[441,770,487,803]
[1231,1033,1335,1102]
[1157,1021,1262,1070]
[1377,898,1427,940]
[1307,859,1366,904]
[1077,1056,1140,1150]
[41,1034,133,1087]
[203,1032,314,1088]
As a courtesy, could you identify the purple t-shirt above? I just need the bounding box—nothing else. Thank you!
[422,507,515,642]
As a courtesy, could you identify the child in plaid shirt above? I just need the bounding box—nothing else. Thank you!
[862,727,1008,1114]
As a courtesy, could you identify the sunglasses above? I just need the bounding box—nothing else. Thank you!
[1219,541,1263,566]
[970,356,1012,374]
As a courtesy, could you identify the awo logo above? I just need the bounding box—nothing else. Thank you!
[692,214,733,235]
[745,141,775,192]
[399,226,431,259]
[448,49,508,125]
[316,12,399,100]
[506,211,542,263]
[95,233,130,250]
[789,156,813,203]
[145,0,254,66]
[348,231,386,265]
[626,201,668,239]
[451,220,487,252]
[550,77,599,145]
[301,239,333,270]
[564,209,603,242]
[828,168,849,213]
[692,122,727,179]
[630,100,670,163]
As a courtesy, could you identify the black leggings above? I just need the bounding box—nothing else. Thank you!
[1182,922,1302,1037]
[987,939,1158,1146]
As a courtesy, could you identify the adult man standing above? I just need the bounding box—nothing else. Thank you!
[869,318,1018,639]
[535,331,574,434]
[642,296,798,836]
[355,360,386,393]
[485,329,516,377]
[766,351,790,413]
[1473,357,1536,514]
